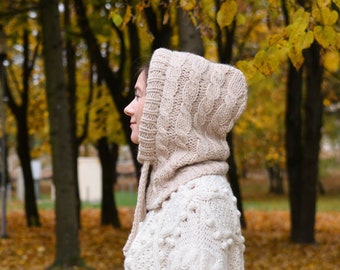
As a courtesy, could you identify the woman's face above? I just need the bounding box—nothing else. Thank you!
[124,70,147,144]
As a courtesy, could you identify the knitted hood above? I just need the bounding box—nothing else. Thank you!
[124,48,247,253]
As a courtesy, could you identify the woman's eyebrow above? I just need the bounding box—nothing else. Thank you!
[135,86,144,95]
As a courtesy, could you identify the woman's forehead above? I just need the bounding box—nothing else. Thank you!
[135,70,147,93]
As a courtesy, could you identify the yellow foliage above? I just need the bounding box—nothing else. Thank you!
[323,98,331,107]
[216,0,238,29]
[323,50,339,72]
[312,6,338,25]
[333,0,340,9]
[253,48,280,76]
[317,0,331,7]
[236,13,246,26]
[180,0,196,11]
[121,5,133,29]
[336,33,340,50]
[314,25,336,48]
[236,60,265,86]
[284,8,314,69]
[111,12,123,28]
[86,86,125,145]
[110,4,132,30]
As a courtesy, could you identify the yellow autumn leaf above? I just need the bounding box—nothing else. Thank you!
[236,13,246,26]
[313,6,339,25]
[236,60,263,86]
[301,30,314,49]
[284,8,312,47]
[322,7,338,25]
[111,13,123,28]
[333,0,340,9]
[314,25,336,48]
[268,34,282,46]
[253,49,279,76]
[288,45,305,70]
[317,0,331,7]
[285,8,310,35]
[121,5,132,29]
[180,0,196,11]
[216,0,238,29]
[286,26,313,70]
[312,6,322,22]
[336,33,340,49]
[323,50,339,72]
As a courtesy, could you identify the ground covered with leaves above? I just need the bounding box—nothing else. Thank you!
[0,208,339,270]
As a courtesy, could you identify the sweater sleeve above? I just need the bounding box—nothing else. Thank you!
[167,182,245,270]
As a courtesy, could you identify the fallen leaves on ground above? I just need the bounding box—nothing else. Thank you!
[244,211,340,269]
[0,209,339,269]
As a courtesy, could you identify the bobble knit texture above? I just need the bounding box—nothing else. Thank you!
[124,175,246,270]
[124,48,247,269]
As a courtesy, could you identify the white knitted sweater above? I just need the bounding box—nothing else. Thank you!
[124,175,245,269]
[124,48,247,269]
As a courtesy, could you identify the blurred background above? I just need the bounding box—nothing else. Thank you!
[0,0,339,269]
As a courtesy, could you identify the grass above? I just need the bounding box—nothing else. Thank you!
[6,157,340,213]
[7,191,138,212]
[241,163,340,212]
[7,183,340,213]
[243,195,340,212]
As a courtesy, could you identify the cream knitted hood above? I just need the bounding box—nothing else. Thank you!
[124,48,247,253]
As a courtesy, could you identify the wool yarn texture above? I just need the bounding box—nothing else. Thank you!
[123,48,248,266]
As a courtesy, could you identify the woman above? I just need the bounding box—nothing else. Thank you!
[123,48,247,269]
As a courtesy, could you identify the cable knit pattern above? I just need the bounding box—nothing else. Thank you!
[124,175,245,269]
[123,48,247,269]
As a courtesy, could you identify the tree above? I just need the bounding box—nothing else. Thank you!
[177,7,204,54]
[64,0,82,228]
[2,3,41,227]
[39,0,86,267]
[97,137,120,227]
[215,0,247,228]
[282,0,330,244]
[238,0,339,243]
[73,0,128,228]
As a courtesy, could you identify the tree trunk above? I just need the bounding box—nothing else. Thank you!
[40,0,85,267]
[285,60,304,242]
[227,133,247,228]
[64,0,81,229]
[21,28,41,227]
[215,11,246,228]
[177,8,204,55]
[5,26,41,227]
[297,41,323,243]
[97,138,120,228]
[267,162,284,194]
[144,0,172,51]
[17,118,41,226]
[283,0,324,243]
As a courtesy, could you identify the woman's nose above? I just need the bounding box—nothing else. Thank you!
[124,101,133,116]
